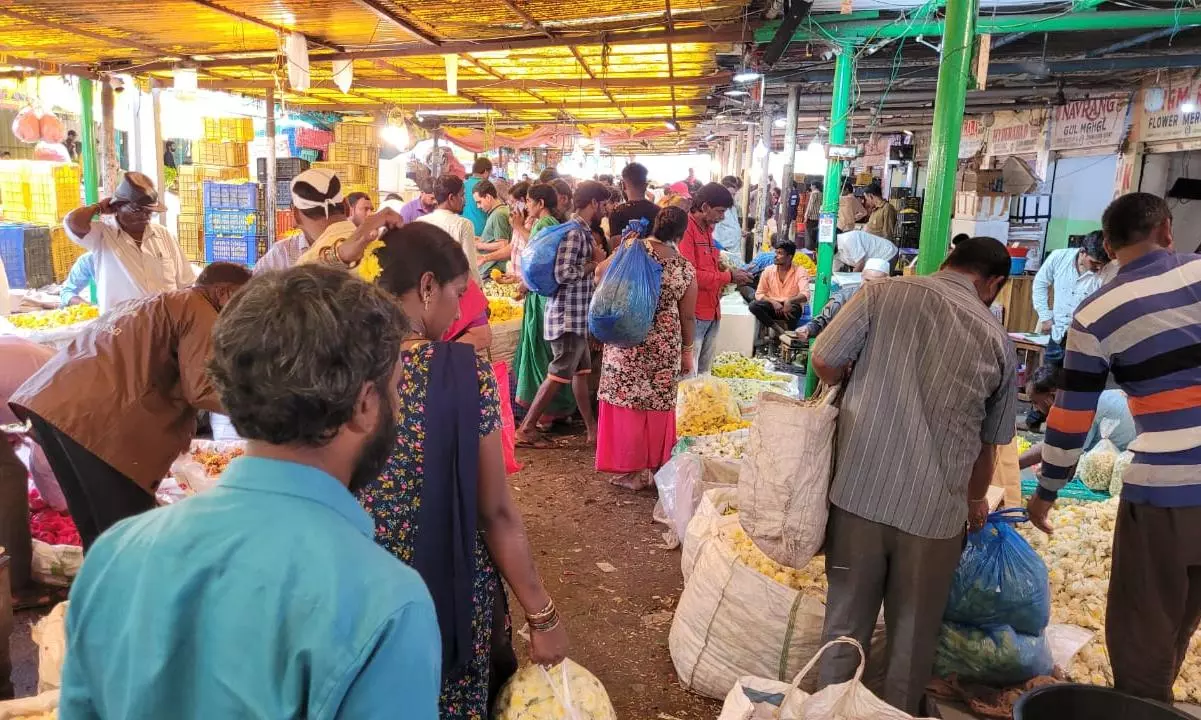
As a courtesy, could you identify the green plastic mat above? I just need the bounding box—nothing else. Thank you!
[1020,476,1111,502]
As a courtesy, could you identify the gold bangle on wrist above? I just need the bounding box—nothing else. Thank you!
[526,598,555,623]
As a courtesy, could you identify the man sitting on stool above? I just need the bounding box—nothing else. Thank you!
[749,241,809,344]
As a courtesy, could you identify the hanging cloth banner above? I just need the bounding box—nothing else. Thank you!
[444,55,458,97]
[332,59,354,94]
[285,32,310,92]
[1050,97,1130,151]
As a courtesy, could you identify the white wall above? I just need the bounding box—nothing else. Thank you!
[1140,151,1201,254]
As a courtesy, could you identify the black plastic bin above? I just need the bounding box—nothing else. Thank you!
[1014,684,1195,720]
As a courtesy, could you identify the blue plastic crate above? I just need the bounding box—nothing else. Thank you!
[0,222,53,289]
[204,209,259,237]
[205,233,268,266]
[203,181,260,211]
[280,127,301,157]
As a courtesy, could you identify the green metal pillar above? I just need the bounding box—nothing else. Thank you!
[79,78,100,305]
[79,78,100,205]
[805,47,853,397]
[916,0,978,275]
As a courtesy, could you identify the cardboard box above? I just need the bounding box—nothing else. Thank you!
[957,168,1003,193]
[955,192,1013,221]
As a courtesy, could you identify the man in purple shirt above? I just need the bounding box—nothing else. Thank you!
[399,178,437,224]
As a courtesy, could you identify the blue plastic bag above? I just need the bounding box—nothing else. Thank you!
[519,219,585,297]
[934,622,1053,686]
[587,236,663,347]
[944,509,1051,636]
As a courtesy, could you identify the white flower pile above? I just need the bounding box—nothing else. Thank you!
[688,430,749,460]
[1016,499,1201,702]
[1077,444,1118,492]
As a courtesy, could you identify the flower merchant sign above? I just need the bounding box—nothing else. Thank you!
[959,116,986,159]
[1141,84,1201,142]
[986,110,1047,156]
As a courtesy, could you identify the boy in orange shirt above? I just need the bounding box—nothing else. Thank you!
[749,241,809,336]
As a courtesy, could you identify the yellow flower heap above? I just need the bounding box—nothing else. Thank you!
[677,377,750,436]
[9,305,99,330]
[488,298,523,323]
[793,252,817,275]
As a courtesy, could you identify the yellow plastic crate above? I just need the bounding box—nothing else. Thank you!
[310,161,375,185]
[333,123,376,146]
[202,117,222,142]
[50,226,86,282]
[177,219,204,263]
[221,117,255,143]
[0,161,80,224]
[193,141,248,168]
[327,143,379,167]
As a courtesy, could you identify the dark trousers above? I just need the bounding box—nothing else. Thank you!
[25,413,154,552]
[0,440,30,593]
[1025,336,1065,427]
[820,506,964,715]
[1108,501,1201,702]
[749,299,802,333]
[805,219,819,251]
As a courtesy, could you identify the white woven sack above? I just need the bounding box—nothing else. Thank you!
[717,675,808,720]
[31,601,67,693]
[738,390,839,569]
[681,487,739,581]
[654,454,740,550]
[795,638,933,720]
[0,691,59,720]
[30,539,82,588]
[670,517,888,700]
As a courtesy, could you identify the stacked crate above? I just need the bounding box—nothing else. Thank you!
[323,122,379,199]
[257,157,308,236]
[50,226,86,283]
[202,180,267,266]
[0,161,81,225]
[177,117,254,263]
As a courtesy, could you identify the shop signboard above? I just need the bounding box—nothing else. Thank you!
[960,117,986,159]
[1050,97,1130,151]
[987,110,1047,157]
[855,136,889,170]
[1140,83,1201,142]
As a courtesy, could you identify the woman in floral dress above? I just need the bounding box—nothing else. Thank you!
[359,223,568,719]
[595,206,698,490]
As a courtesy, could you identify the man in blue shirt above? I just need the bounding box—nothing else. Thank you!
[462,156,493,235]
[58,265,441,720]
[58,252,94,306]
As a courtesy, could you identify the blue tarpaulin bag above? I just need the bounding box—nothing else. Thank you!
[944,508,1051,636]
[519,219,584,297]
[588,232,663,347]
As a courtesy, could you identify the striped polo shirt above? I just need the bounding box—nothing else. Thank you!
[812,270,1018,539]
[1040,249,1201,505]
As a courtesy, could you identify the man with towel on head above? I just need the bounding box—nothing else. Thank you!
[292,169,403,271]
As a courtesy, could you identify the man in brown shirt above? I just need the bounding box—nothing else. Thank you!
[9,263,251,550]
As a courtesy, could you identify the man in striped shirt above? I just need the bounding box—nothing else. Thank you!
[811,237,1018,714]
[1032,192,1200,702]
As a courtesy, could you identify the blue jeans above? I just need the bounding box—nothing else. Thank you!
[694,318,720,373]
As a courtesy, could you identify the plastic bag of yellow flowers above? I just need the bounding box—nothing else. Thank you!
[494,659,616,720]
[676,376,749,437]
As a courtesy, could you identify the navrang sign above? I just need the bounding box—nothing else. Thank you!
[1141,85,1201,142]
[1050,97,1130,151]
[986,110,1047,156]
[959,117,986,159]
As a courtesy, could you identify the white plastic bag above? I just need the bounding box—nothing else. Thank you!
[738,390,839,569]
[170,439,246,495]
[493,659,616,719]
[31,602,67,693]
[794,638,931,720]
[30,539,82,587]
[1077,419,1119,492]
[1110,450,1133,496]
[654,453,740,549]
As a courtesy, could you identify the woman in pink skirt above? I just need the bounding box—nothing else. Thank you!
[594,206,697,490]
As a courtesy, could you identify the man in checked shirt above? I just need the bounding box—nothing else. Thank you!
[515,181,610,448]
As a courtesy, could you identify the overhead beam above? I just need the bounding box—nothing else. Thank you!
[0,51,94,78]
[350,0,441,46]
[271,98,706,112]
[1084,26,1191,57]
[792,85,1126,106]
[755,8,1201,43]
[770,52,1201,81]
[193,73,732,91]
[106,27,750,72]
[187,0,345,52]
[498,0,553,36]
[760,0,816,69]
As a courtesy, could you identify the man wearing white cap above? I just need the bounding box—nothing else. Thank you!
[63,171,195,313]
[796,257,890,342]
[290,169,402,270]
[835,229,898,273]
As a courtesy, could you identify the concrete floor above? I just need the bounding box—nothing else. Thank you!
[7,610,40,699]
